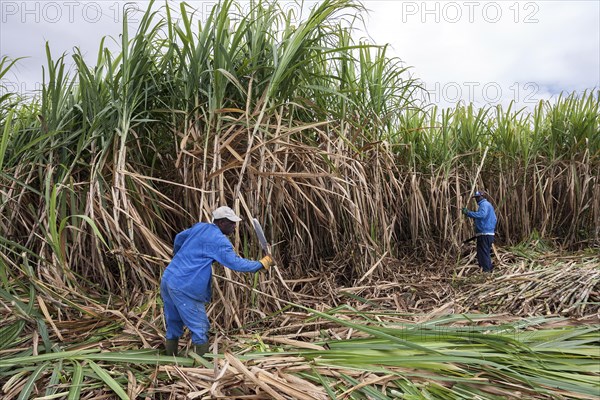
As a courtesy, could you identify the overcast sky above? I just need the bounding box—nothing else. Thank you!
[1,0,599,111]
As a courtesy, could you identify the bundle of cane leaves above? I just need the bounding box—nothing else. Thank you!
[459,254,600,316]
[149,311,598,399]
[246,313,599,399]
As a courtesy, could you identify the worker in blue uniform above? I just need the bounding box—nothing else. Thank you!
[463,191,497,273]
[160,206,274,356]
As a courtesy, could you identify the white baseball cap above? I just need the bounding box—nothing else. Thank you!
[212,206,242,222]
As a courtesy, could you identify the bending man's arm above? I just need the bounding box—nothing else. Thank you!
[212,241,263,273]
[467,203,490,220]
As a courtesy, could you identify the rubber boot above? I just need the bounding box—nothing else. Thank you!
[165,339,179,356]
[192,343,209,357]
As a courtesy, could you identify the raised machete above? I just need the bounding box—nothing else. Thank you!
[252,218,270,254]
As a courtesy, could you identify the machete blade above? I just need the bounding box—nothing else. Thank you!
[252,218,270,253]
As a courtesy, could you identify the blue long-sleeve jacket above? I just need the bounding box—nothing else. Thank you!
[161,223,263,302]
[466,198,497,235]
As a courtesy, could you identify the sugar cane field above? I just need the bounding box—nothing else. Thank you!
[0,1,599,399]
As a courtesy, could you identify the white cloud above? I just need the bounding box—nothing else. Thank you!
[361,0,600,109]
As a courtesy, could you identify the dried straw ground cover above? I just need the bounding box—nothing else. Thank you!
[1,0,599,398]
[1,252,599,399]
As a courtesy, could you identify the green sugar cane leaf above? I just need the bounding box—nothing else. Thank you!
[60,214,108,248]
[84,350,194,366]
[17,362,50,400]
[44,178,62,263]
[37,318,54,353]
[304,306,442,355]
[0,108,14,171]
[0,286,41,321]
[307,367,338,399]
[338,291,379,307]
[0,258,6,288]
[88,360,130,400]
[0,320,26,350]
[0,234,46,262]
[45,360,63,397]
[0,349,99,368]
[68,361,84,400]
[26,282,36,313]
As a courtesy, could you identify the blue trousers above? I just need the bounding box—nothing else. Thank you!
[476,235,495,272]
[160,280,210,345]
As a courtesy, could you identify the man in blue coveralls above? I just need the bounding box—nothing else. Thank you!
[462,191,497,273]
[160,206,274,357]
